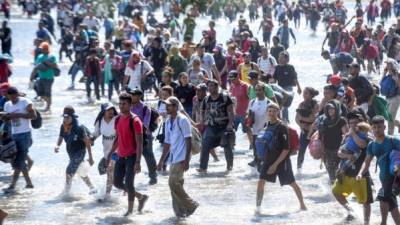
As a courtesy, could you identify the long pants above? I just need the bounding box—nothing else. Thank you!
[282,86,294,122]
[114,155,136,202]
[69,62,82,86]
[297,131,310,169]
[324,148,340,183]
[107,79,120,101]
[200,127,233,170]
[169,163,198,216]
[85,75,100,100]
[143,135,157,180]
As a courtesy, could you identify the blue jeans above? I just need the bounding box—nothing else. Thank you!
[12,132,32,170]
[85,76,100,100]
[233,115,248,133]
[143,134,157,180]
[297,131,310,169]
[282,86,294,122]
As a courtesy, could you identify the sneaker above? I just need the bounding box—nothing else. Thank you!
[149,178,157,185]
[25,184,34,189]
[138,195,149,212]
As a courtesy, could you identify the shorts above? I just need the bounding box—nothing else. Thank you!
[234,115,249,133]
[66,149,85,176]
[377,177,398,211]
[259,158,295,186]
[37,78,54,97]
[11,132,32,170]
[332,175,373,204]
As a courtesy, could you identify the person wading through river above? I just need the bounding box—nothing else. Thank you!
[107,93,149,216]
[157,96,199,218]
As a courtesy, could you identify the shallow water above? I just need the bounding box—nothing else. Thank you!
[0,2,397,225]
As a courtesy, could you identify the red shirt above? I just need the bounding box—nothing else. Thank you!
[115,114,143,157]
[230,81,249,116]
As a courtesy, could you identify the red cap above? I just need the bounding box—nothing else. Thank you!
[330,74,342,85]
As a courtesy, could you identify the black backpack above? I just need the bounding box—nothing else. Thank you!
[143,105,160,133]
[31,109,42,129]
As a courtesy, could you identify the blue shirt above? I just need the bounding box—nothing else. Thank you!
[345,132,367,154]
[367,136,400,181]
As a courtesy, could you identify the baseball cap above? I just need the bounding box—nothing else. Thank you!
[196,83,207,91]
[329,74,342,86]
[347,62,360,68]
[62,105,78,118]
[127,88,143,96]
[163,96,180,106]
[228,70,239,80]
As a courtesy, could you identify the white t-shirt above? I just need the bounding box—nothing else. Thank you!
[124,60,153,90]
[190,53,215,80]
[258,56,277,75]
[164,113,192,165]
[248,98,269,135]
[4,97,32,135]
[93,117,116,158]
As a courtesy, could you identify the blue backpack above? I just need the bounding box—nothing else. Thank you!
[255,123,279,161]
[335,52,353,65]
[380,75,398,98]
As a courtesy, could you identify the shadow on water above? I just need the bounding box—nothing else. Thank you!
[95,215,135,225]
[152,216,196,225]
[295,171,325,180]
[306,193,334,204]
[251,211,290,223]
[193,171,228,179]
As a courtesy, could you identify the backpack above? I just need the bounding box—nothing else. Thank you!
[176,115,202,155]
[0,139,16,163]
[143,105,160,133]
[288,126,299,155]
[308,131,323,159]
[81,125,94,145]
[31,109,42,129]
[255,123,279,161]
[380,75,398,98]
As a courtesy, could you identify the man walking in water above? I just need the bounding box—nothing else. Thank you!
[157,96,199,218]
[108,93,148,216]
[255,103,306,213]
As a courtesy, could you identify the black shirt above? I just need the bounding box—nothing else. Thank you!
[176,84,196,109]
[265,121,289,165]
[321,117,347,150]
[270,44,285,61]
[274,64,297,88]
[201,93,233,128]
[349,75,373,105]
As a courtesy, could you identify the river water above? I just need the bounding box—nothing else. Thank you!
[0,2,395,225]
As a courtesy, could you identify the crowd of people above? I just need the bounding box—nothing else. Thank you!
[4,0,400,224]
